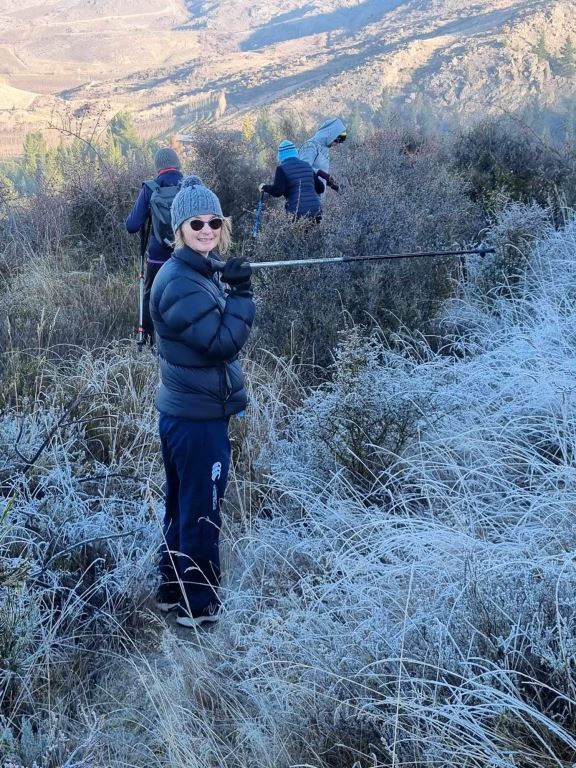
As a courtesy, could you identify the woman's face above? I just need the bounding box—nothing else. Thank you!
[181,214,222,256]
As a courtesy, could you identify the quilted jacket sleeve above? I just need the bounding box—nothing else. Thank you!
[262,166,287,197]
[158,276,255,362]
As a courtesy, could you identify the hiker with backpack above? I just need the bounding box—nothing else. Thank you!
[298,117,347,197]
[125,147,183,345]
[150,177,255,629]
[258,139,324,223]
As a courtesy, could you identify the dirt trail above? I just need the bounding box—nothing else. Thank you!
[43,3,174,27]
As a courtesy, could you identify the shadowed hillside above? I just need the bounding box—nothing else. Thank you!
[0,0,574,151]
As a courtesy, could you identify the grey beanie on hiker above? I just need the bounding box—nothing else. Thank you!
[154,146,181,171]
[171,176,224,233]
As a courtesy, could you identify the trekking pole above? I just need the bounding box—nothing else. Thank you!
[252,192,265,239]
[210,245,495,272]
[136,218,151,350]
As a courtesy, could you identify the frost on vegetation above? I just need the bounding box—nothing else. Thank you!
[459,198,554,305]
[262,327,451,499]
[0,344,164,767]
[169,214,576,766]
[5,211,576,766]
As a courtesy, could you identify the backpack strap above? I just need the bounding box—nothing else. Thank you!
[144,180,159,193]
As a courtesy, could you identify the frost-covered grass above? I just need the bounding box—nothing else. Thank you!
[3,210,576,766]
[0,346,164,766]
[137,215,576,767]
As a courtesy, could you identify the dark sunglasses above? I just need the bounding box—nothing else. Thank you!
[333,133,347,144]
[189,218,223,231]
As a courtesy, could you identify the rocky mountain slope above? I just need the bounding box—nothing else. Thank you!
[0,0,574,152]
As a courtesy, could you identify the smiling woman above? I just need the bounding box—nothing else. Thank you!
[173,176,233,254]
[149,175,254,629]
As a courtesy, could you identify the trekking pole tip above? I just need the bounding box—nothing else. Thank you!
[477,244,495,257]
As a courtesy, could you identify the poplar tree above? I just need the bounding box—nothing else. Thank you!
[534,31,549,61]
[559,36,576,77]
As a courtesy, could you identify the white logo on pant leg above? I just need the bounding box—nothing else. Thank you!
[211,462,222,481]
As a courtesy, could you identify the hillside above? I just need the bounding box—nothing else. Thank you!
[0,0,574,152]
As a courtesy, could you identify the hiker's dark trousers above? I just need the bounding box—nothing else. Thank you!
[158,413,231,616]
[143,261,164,341]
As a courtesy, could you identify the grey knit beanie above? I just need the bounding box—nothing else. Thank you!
[154,146,181,171]
[171,176,224,234]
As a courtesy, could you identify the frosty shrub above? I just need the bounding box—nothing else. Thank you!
[228,351,307,522]
[261,327,441,495]
[467,198,553,299]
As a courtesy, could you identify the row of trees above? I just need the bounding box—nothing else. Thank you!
[0,110,145,198]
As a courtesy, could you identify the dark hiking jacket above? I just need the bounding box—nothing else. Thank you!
[262,157,324,218]
[125,169,183,263]
[150,246,256,420]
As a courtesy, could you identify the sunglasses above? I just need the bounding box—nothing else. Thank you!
[189,218,223,231]
[333,134,347,144]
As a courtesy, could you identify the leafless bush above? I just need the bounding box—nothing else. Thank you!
[181,129,268,239]
[2,149,150,278]
[471,198,553,299]
[453,115,576,213]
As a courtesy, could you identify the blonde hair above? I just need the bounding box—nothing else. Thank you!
[174,216,232,254]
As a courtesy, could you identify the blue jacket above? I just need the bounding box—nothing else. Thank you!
[150,246,256,420]
[262,157,323,217]
[125,169,183,263]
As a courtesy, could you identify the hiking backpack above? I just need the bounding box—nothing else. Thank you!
[144,180,181,248]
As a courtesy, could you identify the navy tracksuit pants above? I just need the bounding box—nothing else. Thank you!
[158,413,231,617]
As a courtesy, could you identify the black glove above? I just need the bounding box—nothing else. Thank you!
[317,169,340,192]
[326,174,340,192]
[222,256,252,295]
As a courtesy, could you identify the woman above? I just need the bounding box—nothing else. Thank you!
[149,176,255,628]
[259,139,325,222]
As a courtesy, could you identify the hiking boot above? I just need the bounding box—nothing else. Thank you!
[156,599,180,613]
[176,603,220,628]
[155,588,180,613]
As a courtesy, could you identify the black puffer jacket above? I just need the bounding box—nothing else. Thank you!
[150,246,256,420]
[262,157,324,217]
